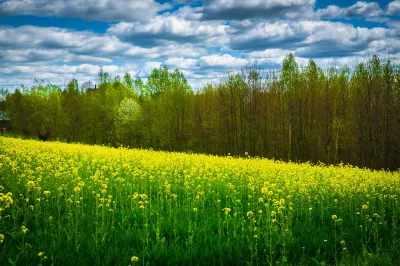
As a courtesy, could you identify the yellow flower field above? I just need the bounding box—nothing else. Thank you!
[0,137,399,265]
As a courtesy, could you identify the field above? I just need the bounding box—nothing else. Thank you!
[0,137,399,265]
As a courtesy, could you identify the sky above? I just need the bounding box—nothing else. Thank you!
[0,0,399,90]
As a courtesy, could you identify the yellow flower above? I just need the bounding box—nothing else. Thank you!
[332,215,337,220]
[38,252,47,260]
[222,207,231,215]
[43,191,51,197]
[140,194,148,200]
[340,240,346,246]
[74,187,80,193]
[21,225,28,234]
[131,256,139,263]
[0,234,4,243]
[362,205,368,210]
[193,208,198,213]
[247,211,254,218]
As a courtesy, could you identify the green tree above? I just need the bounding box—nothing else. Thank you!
[115,98,143,146]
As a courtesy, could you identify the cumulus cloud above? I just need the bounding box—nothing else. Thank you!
[0,25,206,63]
[197,54,249,68]
[107,16,227,47]
[136,62,163,77]
[316,1,384,19]
[0,63,134,78]
[124,43,206,59]
[0,49,112,64]
[0,0,398,90]
[229,21,307,50]
[0,63,138,88]
[243,49,293,59]
[0,0,170,22]
[164,57,198,69]
[0,25,131,54]
[228,20,398,57]
[387,20,400,30]
[386,0,400,15]
[199,0,316,20]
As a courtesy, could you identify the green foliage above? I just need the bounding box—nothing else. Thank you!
[3,55,400,170]
[96,68,111,86]
[115,98,143,146]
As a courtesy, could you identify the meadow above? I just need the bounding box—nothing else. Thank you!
[0,136,399,265]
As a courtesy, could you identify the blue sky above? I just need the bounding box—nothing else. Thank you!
[0,0,399,89]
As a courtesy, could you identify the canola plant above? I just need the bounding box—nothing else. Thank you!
[0,137,399,265]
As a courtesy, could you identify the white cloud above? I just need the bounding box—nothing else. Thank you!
[228,20,398,57]
[0,63,138,88]
[174,6,204,21]
[0,25,207,62]
[107,16,227,47]
[387,20,400,30]
[0,0,170,22]
[386,0,400,15]
[244,49,293,59]
[164,57,198,69]
[125,44,206,59]
[0,49,112,64]
[316,1,384,19]
[200,0,316,20]
[136,62,163,77]
[198,54,249,68]
[0,1,398,90]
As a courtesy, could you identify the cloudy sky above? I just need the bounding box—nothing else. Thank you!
[0,0,399,89]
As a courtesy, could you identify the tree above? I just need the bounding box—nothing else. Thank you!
[0,88,9,135]
[4,54,399,170]
[123,73,133,90]
[97,68,111,86]
[62,79,82,142]
[115,98,143,146]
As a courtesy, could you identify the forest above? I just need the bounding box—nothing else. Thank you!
[1,54,400,170]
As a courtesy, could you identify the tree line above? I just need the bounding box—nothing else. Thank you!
[2,54,400,170]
